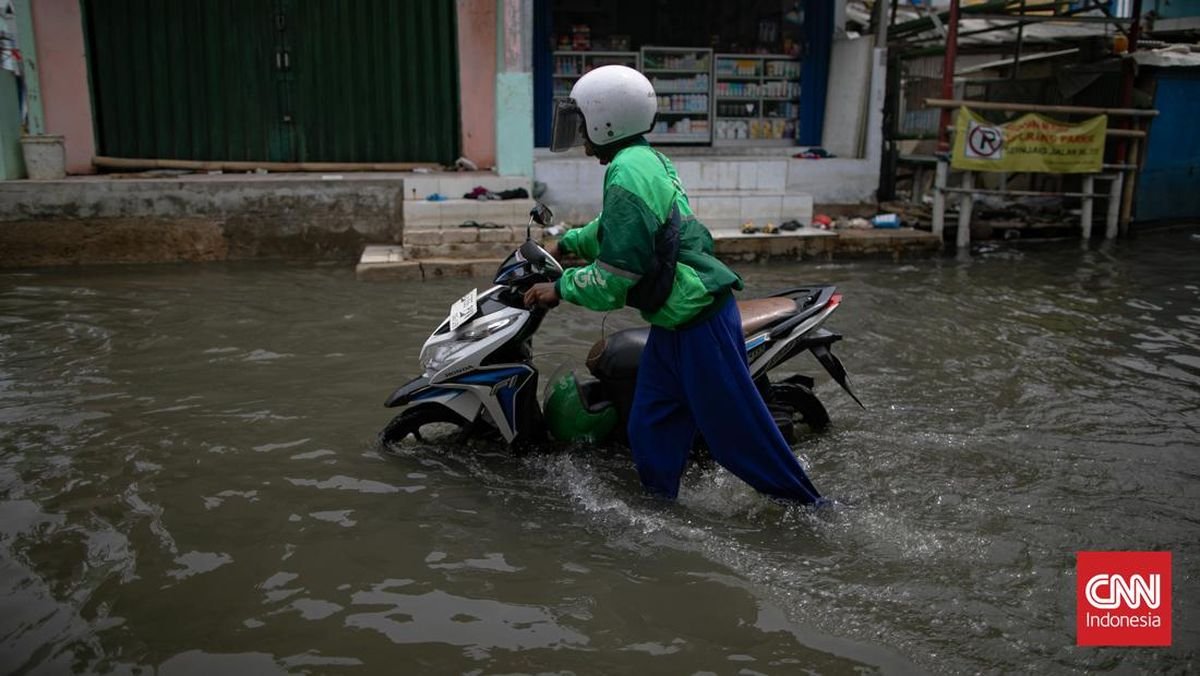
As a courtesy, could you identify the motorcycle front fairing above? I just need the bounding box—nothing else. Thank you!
[384,286,546,443]
[381,207,565,446]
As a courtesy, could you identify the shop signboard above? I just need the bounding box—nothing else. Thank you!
[951,107,1107,173]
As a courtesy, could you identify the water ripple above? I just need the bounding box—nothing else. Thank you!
[1,232,1197,673]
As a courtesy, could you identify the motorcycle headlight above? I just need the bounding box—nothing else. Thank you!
[420,315,519,373]
[460,316,517,340]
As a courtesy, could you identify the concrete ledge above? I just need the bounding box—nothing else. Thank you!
[711,227,940,261]
[357,227,942,283]
[403,198,535,229]
[399,225,540,247]
[0,218,229,266]
[356,261,423,282]
[356,258,504,282]
[359,245,407,264]
[0,175,405,266]
[832,228,943,258]
[405,242,516,259]
[402,172,530,201]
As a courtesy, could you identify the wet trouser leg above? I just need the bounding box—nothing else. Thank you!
[627,326,696,499]
[627,297,823,504]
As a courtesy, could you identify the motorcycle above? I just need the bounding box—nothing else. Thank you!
[379,203,863,449]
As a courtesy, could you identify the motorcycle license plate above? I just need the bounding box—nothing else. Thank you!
[448,288,478,331]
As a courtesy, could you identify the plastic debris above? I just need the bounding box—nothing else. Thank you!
[872,213,900,228]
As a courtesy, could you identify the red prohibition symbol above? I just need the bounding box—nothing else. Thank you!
[968,124,1003,157]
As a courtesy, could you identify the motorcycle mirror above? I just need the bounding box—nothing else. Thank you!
[528,203,553,235]
[518,238,544,264]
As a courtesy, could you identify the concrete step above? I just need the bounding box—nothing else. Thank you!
[672,157,790,193]
[356,251,506,282]
[358,227,942,280]
[709,227,836,240]
[400,224,543,248]
[360,221,536,272]
[710,227,836,261]
[402,172,530,201]
[711,226,941,261]
[689,191,813,229]
[404,198,537,229]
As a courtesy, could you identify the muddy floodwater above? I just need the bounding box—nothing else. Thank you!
[2,228,1198,674]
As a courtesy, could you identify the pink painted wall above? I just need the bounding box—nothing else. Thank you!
[456,0,496,169]
[32,0,96,174]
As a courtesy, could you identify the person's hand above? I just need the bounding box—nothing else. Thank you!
[551,241,584,268]
[523,282,560,309]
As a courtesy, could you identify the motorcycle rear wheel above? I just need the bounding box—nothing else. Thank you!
[771,381,831,433]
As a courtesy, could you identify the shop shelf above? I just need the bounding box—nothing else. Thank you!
[641,46,713,144]
[551,50,640,94]
[713,52,802,146]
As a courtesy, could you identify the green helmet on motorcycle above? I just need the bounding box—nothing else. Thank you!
[543,370,618,443]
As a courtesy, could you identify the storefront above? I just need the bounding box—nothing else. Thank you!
[532,0,833,149]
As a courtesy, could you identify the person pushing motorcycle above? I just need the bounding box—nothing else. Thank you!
[523,65,824,505]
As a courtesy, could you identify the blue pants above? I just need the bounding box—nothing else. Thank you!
[627,296,823,504]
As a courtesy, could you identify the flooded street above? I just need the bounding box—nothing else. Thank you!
[2,228,1198,674]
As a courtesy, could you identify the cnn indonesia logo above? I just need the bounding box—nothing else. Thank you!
[1076,551,1172,646]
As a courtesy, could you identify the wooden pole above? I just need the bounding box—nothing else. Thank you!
[925,98,1157,118]
[1119,135,1140,232]
[1106,172,1124,239]
[937,0,962,153]
[956,170,974,249]
[932,158,948,239]
[93,156,441,172]
[942,125,1145,138]
[1115,0,1144,166]
[1080,175,1095,239]
[1013,0,1027,79]
[941,186,1113,199]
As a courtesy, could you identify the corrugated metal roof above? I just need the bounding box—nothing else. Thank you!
[852,1,1127,46]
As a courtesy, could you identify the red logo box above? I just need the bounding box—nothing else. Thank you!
[1077,551,1172,646]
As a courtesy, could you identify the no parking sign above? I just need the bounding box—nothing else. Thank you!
[965,120,1004,160]
[951,107,1106,173]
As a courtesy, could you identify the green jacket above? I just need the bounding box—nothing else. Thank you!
[554,139,742,328]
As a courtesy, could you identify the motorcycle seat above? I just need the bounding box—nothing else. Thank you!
[737,297,797,336]
[585,296,800,382]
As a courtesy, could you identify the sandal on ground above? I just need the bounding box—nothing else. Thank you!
[740,221,758,234]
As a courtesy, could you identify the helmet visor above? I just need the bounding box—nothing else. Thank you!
[549,99,587,152]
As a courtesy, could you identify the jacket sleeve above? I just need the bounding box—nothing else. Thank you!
[555,184,657,312]
[558,215,601,261]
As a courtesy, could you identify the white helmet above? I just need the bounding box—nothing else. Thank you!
[550,65,657,152]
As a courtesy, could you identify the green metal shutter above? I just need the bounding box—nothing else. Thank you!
[84,0,283,161]
[83,0,460,164]
[288,0,461,164]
